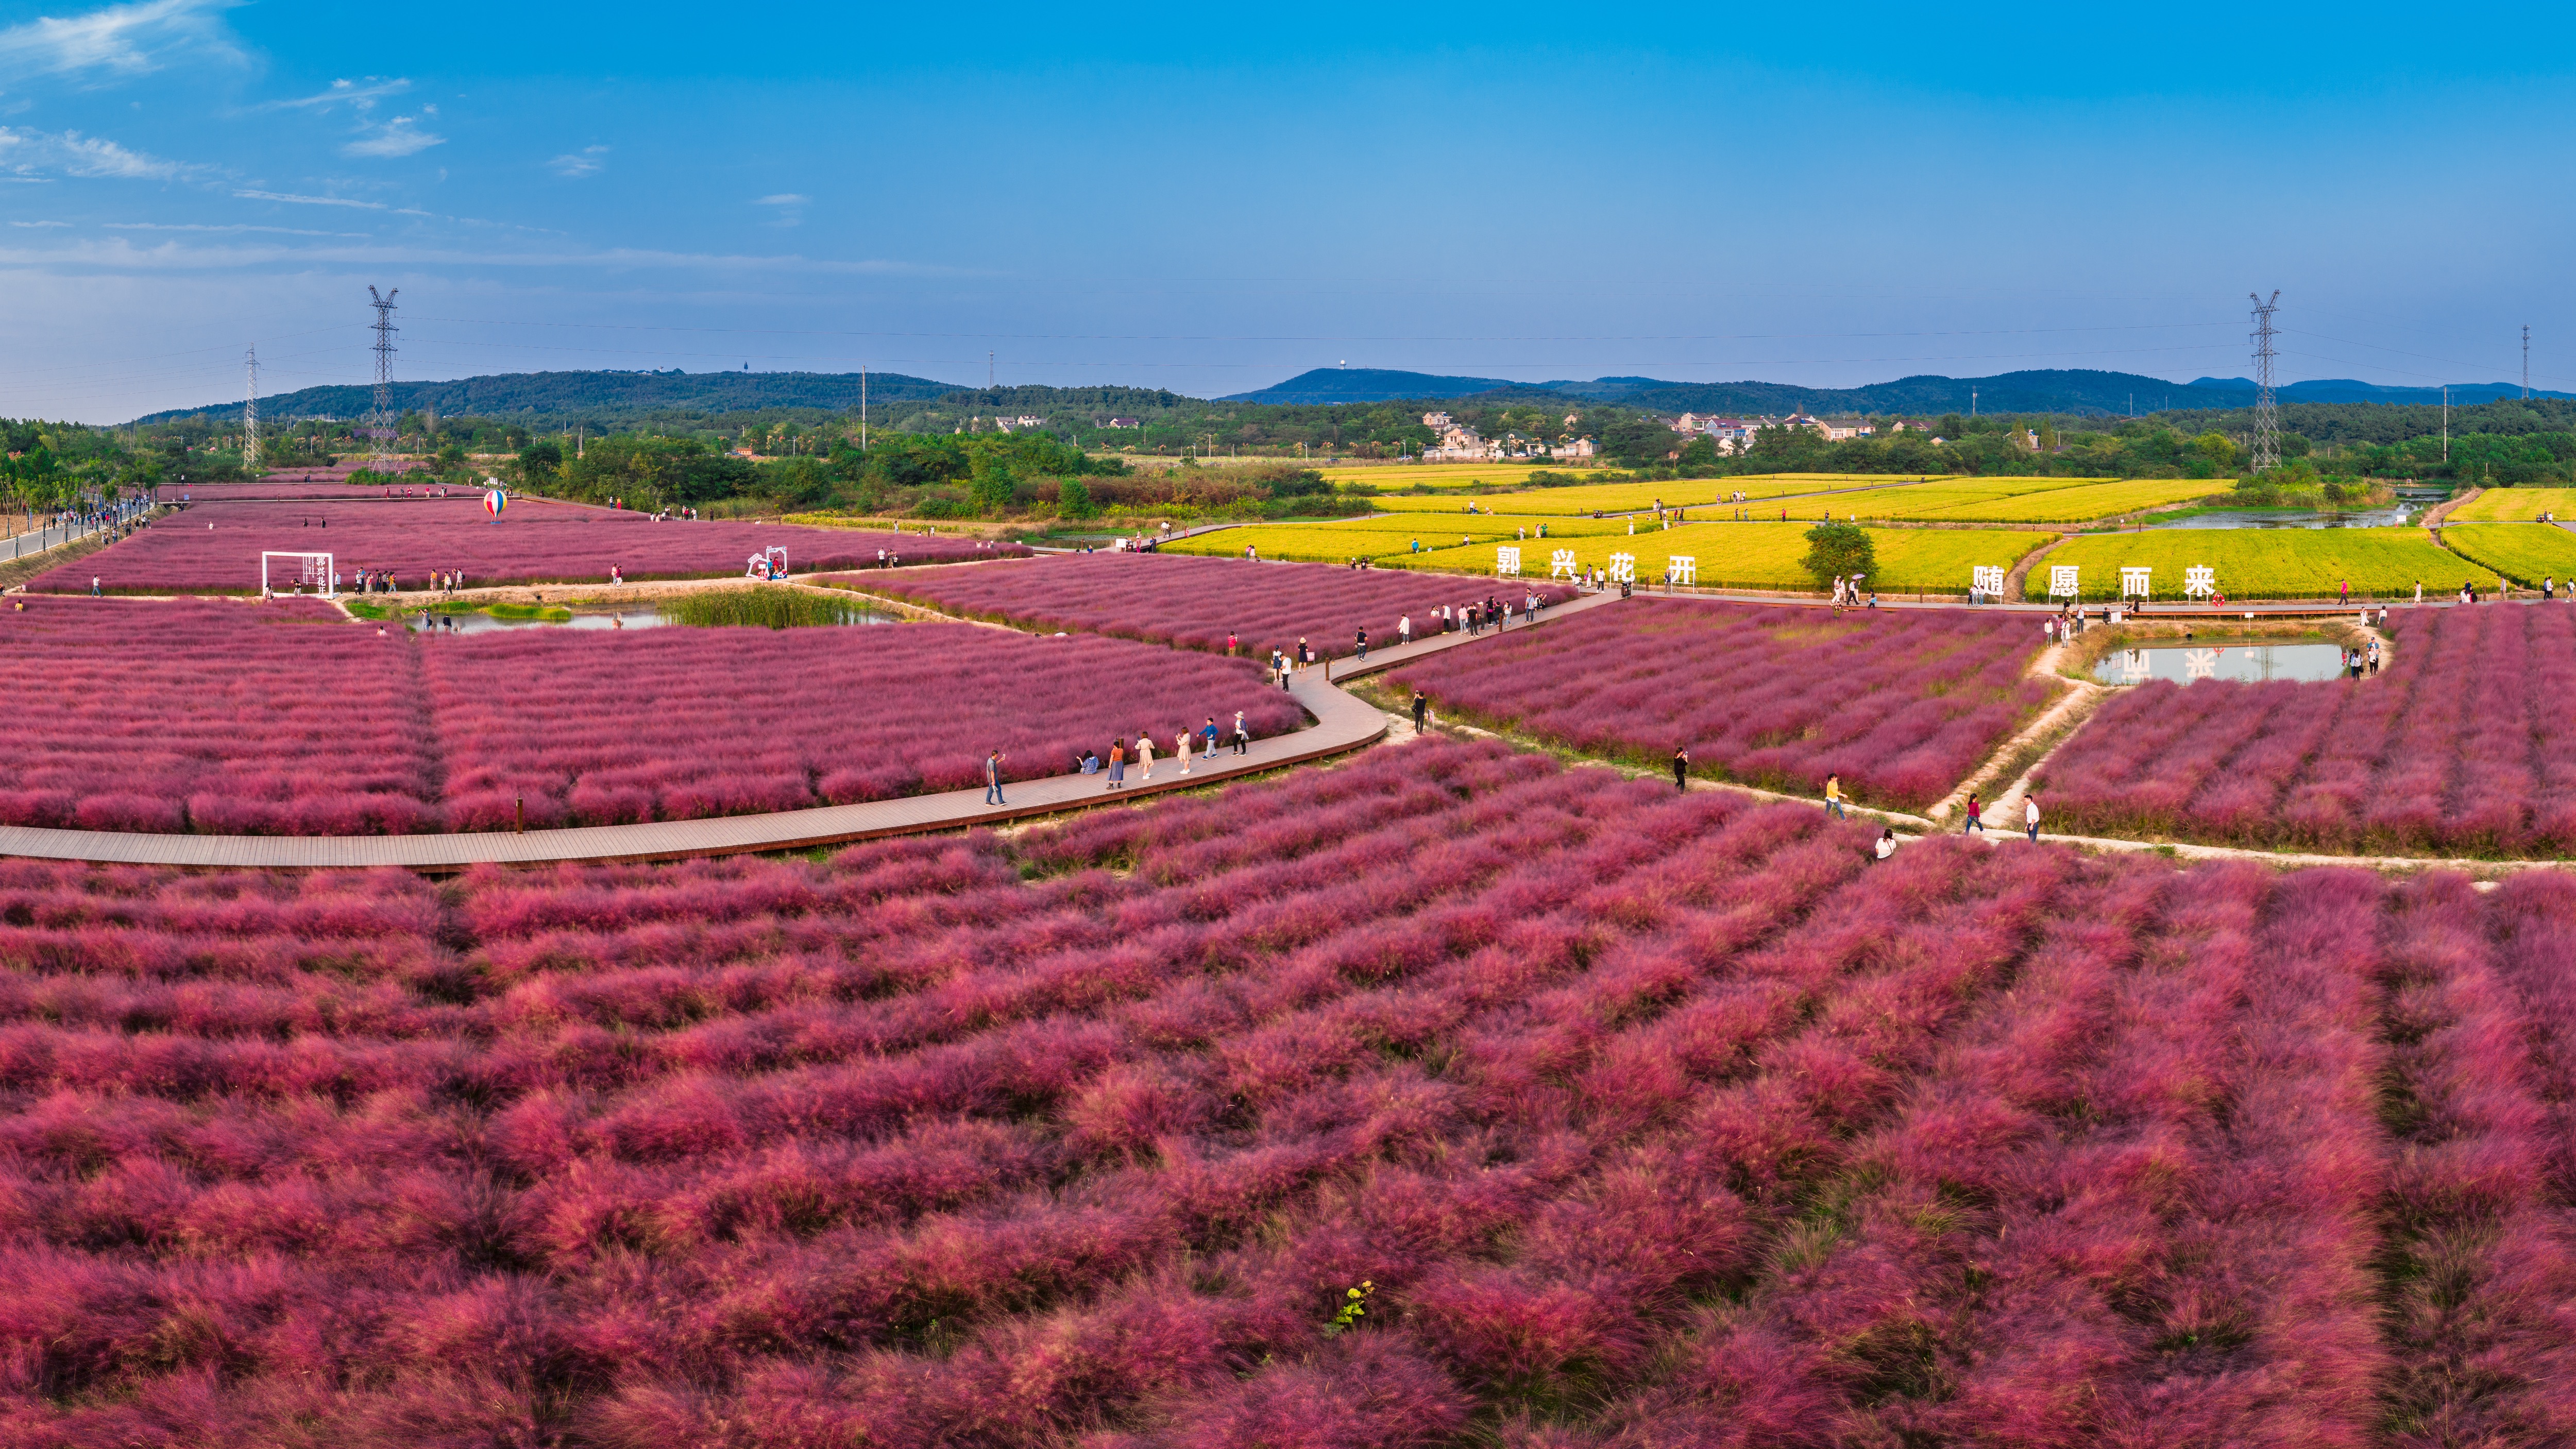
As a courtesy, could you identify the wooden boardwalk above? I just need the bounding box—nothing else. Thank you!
[0,590,1625,872]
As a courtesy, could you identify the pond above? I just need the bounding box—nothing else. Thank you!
[2092,639,2357,685]
[2145,485,2449,531]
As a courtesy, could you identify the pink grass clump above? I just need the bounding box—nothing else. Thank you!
[0,601,1300,834]
[3,740,2569,1445]
[836,549,1577,660]
[32,493,1023,594]
[1385,596,2054,809]
[2038,602,2576,854]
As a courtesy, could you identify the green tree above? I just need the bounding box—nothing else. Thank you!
[969,455,1017,515]
[1057,478,1097,518]
[1800,521,1876,588]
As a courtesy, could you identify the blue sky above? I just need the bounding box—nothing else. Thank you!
[4,0,2573,421]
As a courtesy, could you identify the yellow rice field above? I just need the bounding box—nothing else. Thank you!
[1909,478,2231,523]
[1380,521,2055,595]
[1159,516,1634,563]
[2445,487,2576,522]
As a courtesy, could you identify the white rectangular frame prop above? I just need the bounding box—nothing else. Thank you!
[261,551,334,596]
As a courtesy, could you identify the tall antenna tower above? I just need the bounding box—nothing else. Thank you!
[2248,289,2281,473]
[366,285,400,469]
[243,345,261,473]
[2524,324,2531,399]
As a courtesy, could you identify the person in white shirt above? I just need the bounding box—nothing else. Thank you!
[1874,830,1897,861]
[2024,795,2042,843]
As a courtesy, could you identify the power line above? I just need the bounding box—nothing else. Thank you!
[2248,290,2281,473]
[243,346,260,473]
[366,286,399,470]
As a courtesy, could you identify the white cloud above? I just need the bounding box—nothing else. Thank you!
[754,192,809,227]
[0,124,201,180]
[0,0,241,83]
[341,114,443,158]
[232,187,386,209]
[10,218,69,226]
[262,76,409,112]
[550,145,607,178]
[108,220,368,237]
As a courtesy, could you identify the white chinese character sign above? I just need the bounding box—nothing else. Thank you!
[1549,549,1578,579]
[2048,565,2079,599]
[1497,546,1521,577]
[2184,566,2216,599]
[2121,567,2153,599]
[1972,565,2005,596]
[1668,556,1697,586]
[1607,552,1636,584]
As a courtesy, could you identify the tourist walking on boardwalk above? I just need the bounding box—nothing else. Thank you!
[983,750,1007,806]
[1672,747,1689,792]
[1297,637,1311,669]
[2025,794,2042,843]
[1964,794,1985,833]
[1202,717,1221,759]
[1355,627,1369,662]
[1412,690,1429,734]
[1233,711,1250,754]
[1136,732,1156,780]
[1399,615,1412,645]
[1107,739,1126,790]
[1176,727,1192,775]
[1825,773,1845,820]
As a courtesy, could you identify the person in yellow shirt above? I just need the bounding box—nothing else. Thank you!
[1824,773,1845,820]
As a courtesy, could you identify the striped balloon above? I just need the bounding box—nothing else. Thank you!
[484,488,507,518]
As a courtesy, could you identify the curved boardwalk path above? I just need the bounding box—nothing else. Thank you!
[0,590,1625,873]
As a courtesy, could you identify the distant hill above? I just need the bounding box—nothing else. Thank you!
[1220,368,1525,404]
[2188,377,2574,405]
[132,368,964,425]
[1224,366,2242,416]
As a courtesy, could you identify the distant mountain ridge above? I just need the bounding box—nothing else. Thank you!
[2186,377,2575,405]
[1225,367,2247,415]
[132,368,965,425]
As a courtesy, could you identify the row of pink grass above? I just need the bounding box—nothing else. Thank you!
[0,597,1297,834]
[836,551,1579,658]
[1383,596,2052,808]
[2036,604,2576,852]
[31,497,1022,593]
[1,739,2568,1445]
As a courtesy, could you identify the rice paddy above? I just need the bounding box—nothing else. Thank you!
[2042,527,2468,602]
[2445,486,2576,522]
[1382,521,2055,594]
[2436,522,2576,588]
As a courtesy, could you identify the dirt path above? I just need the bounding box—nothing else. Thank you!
[2002,535,2070,603]
[2424,487,2481,529]
[1925,650,2104,823]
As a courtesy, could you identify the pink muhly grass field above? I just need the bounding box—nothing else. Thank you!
[1,738,2566,1446]
[31,496,1023,594]
[1387,596,2053,808]
[422,621,1304,830]
[2037,603,2576,854]
[0,596,437,835]
[834,550,1578,658]
[0,599,1296,834]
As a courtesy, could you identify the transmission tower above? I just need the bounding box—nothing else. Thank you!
[2248,289,2281,473]
[366,286,400,469]
[243,345,261,474]
[2524,324,2531,399]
